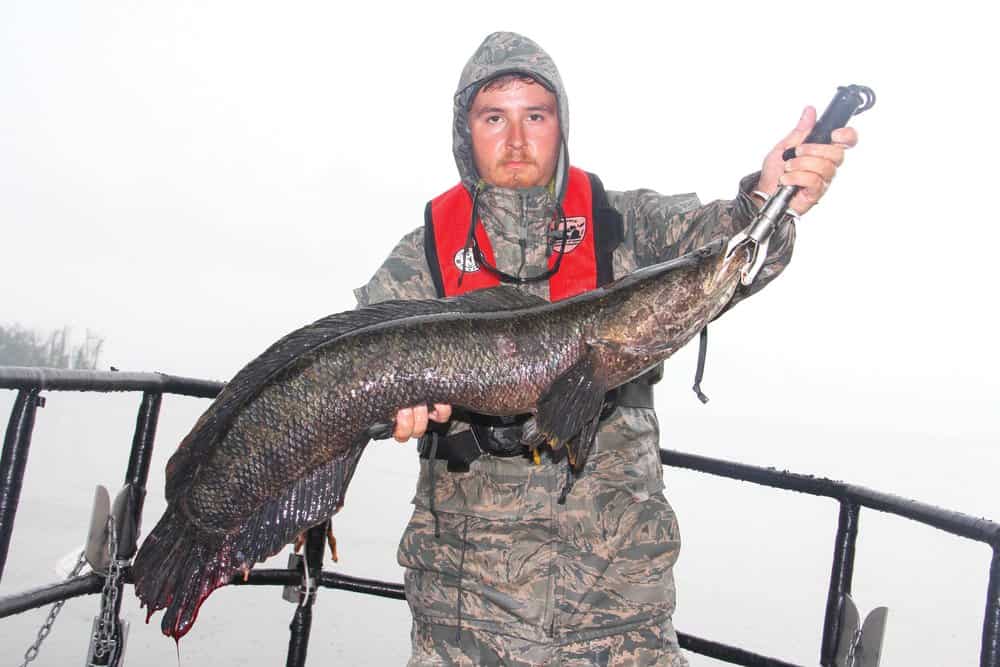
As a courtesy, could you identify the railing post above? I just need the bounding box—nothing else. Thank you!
[982,546,1000,667]
[123,391,162,522]
[285,521,328,667]
[821,499,860,666]
[0,388,43,581]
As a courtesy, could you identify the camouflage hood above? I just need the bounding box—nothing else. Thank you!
[452,32,571,201]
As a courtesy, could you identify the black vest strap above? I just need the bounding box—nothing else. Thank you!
[420,380,657,472]
[588,172,624,289]
[424,201,447,298]
[418,429,484,473]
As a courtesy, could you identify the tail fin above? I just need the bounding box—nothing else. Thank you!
[134,438,369,638]
[131,504,234,639]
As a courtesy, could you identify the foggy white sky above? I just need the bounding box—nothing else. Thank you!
[3,1,995,433]
[1,1,997,665]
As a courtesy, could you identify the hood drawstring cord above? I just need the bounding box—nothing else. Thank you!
[427,433,441,539]
[463,189,571,286]
[692,327,710,403]
[557,459,575,504]
[545,201,570,259]
[455,516,469,644]
[457,181,485,288]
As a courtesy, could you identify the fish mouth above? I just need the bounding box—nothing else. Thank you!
[712,248,747,289]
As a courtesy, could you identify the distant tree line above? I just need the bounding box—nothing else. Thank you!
[0,323,104,369]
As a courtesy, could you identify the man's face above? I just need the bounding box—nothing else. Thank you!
[468,79,560,189]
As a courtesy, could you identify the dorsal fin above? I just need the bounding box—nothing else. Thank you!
[165,285,547,500]
[600,238,724,294]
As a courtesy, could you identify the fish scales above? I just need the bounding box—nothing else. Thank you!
[132,238,743,639]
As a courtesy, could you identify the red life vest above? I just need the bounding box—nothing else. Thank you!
[423,167,623,300]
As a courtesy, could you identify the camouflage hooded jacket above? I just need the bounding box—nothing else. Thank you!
[354,32,794,643]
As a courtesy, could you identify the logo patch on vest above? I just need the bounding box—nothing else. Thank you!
[453,248,479,273]
[549,216,587,253]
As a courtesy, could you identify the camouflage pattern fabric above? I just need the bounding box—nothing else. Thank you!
[354,31,795,667]
[409,616,687,666]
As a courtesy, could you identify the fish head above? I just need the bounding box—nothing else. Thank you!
[605,248,744,352]
[647,257,729,335]
[589,242,747,386]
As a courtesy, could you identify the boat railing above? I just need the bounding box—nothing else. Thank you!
[1,366,997,666]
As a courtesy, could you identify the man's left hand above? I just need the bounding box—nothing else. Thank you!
[755,106,859,216]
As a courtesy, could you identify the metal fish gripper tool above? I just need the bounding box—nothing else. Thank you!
[726,84,876,286]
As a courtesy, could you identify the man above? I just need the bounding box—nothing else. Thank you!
[355,32,856,667]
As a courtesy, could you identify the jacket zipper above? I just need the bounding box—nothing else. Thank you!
[517,192,528,277]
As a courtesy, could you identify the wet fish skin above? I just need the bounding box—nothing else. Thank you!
[132,238,745,639]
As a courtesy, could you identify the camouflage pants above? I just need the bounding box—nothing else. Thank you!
[398,407,687,667]
[408,617,688,666]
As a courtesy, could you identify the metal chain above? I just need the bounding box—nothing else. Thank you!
[20,550,88,666]
[845,627,864,667]
[92,516,122,661]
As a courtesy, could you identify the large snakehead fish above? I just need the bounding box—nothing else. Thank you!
[132,236,749,638]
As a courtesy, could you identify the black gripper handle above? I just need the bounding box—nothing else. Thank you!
[782,85,875,160]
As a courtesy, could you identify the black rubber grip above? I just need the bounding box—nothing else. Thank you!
[782,85,875,160]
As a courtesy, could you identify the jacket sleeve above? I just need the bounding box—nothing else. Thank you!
[606,172,796,304]
[353,226,439,306]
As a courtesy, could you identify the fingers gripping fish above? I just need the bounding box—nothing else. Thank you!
[131,237,750,639]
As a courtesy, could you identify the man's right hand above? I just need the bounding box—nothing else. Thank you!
[394,404,452,442]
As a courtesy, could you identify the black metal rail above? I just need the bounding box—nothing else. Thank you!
[659,450,1000,666]
[0,387,42,578]
[1,366,998,666]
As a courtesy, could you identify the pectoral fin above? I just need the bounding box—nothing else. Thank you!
[526,353,608,468]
